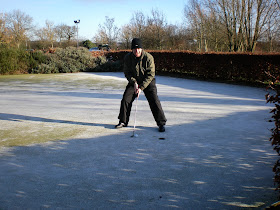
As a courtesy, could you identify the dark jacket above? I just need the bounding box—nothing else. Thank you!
[123,50,155,90]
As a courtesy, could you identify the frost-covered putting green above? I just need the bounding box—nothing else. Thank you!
[1,72,278,209]
[0,73,125,90]
[0,73,127,147]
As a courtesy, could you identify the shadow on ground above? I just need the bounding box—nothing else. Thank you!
[0,113,114,129]
[0,109,277,209]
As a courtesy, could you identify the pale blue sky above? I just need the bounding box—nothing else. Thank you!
[1,0,187,40]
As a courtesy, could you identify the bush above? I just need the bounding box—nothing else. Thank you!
[93,60,123,72]
[0,46,50,75]
[0,47,125,75]
[32,63,58,74]
[0,46,29,74]
[266,75,280,195]
[31,47,102,74]
[27,51,48,72]
[83,40,95,49]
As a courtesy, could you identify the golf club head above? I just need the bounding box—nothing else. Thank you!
[131,133,138,138]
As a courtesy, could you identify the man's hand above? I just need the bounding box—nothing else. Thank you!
[134,82,141,97]
[136,88,142,97]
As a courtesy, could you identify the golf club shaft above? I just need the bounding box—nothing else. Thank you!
[132,93,139,134]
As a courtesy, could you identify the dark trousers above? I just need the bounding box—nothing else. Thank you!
[118,79,167,126]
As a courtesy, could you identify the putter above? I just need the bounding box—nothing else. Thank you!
[131,93,140,138]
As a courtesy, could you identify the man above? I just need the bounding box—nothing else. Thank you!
[115,38,167,132]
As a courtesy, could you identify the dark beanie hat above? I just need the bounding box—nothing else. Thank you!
[131,38,143,49]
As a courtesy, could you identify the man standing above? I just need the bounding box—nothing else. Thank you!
[115,38,167,132]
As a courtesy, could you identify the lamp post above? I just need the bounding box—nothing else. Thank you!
[74,19,80,48]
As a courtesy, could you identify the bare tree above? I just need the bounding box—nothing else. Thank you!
[204,0,229,51]
[44,20,56,48]
[64,25,76,42]
[55,24,74,44]
[146,9,167,49]
[164,24,194,50]
[5,10,33,48]
[216,0,279,52]
[185,0,280,52]
[127,9,195,50]
[261,1,280,51]
[215,0,242,51]
[185,0,210,51]
[0,13,12,45]
[120,24,132,49]
[35,21,58,48]
[35,26,47,49]
[94,16,119,48]
[130,11,146,39]
[93,28,108,45]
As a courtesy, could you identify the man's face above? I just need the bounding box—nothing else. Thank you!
[132,48,142,57]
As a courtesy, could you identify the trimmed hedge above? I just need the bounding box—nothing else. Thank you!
[106,50,280,85]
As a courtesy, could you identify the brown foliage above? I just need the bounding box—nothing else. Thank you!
[91,51,106,57]
[107,50,280,85]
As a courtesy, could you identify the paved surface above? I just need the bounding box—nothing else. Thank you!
[0,72,278,209]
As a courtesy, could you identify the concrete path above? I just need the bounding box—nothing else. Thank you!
[0,72,278,209]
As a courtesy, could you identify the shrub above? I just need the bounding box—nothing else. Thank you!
[266,74,280,195]
[0,46,29,74]
[93,60,123,72]
[27,51,48,72]
[32,63,58,74]
[83,40,95,49]
[0,46,50,75]
[31,47,102,74]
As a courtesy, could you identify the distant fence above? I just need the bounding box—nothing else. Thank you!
[105,50,280,85]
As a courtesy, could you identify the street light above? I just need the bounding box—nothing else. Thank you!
[74,19,80,48]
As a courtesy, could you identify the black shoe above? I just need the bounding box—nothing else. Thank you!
[115,122,127,129]
[158,125,165,132]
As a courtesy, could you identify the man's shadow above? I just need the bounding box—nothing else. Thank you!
[0,113,114,129]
